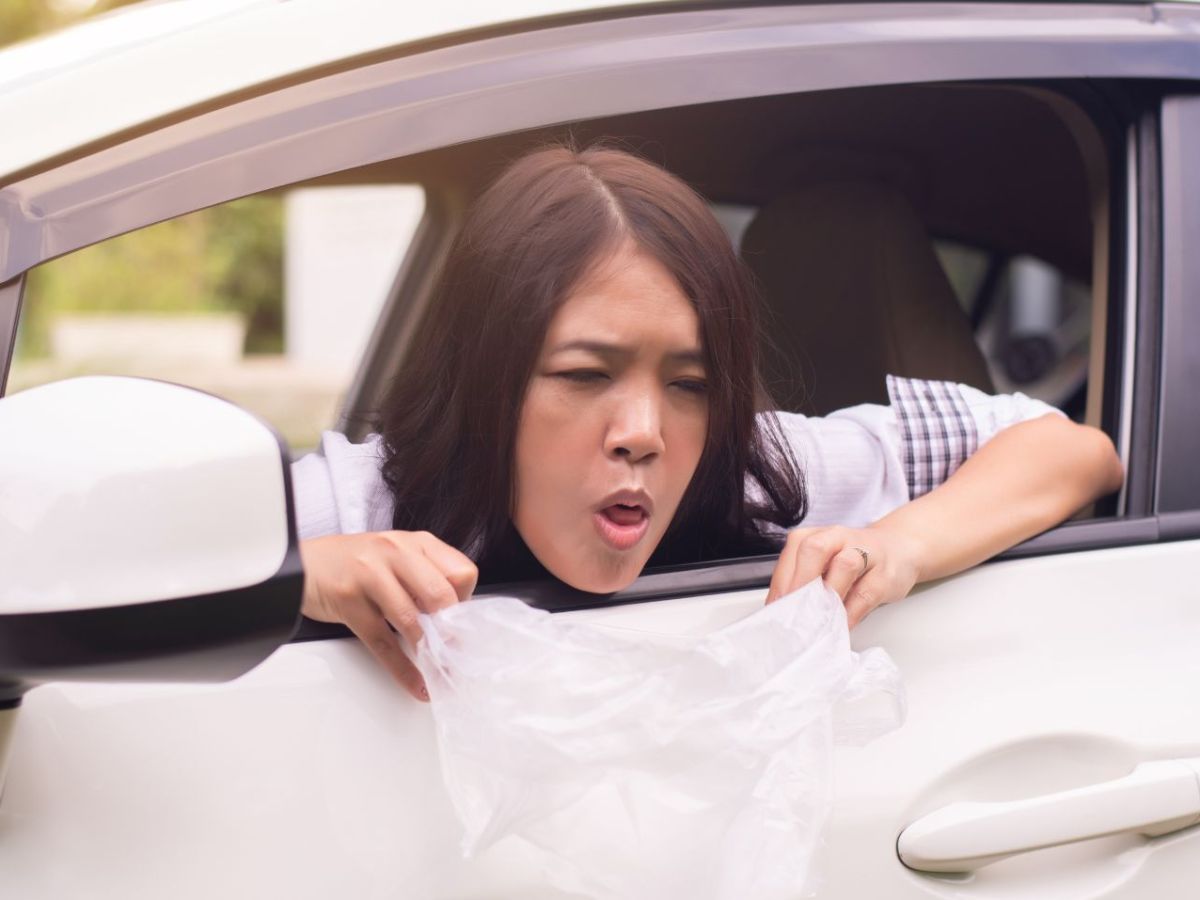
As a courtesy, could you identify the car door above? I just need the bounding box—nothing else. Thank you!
[795,87,1200,899]
[2,4,1200,899]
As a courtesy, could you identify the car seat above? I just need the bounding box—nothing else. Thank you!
[741,181,995,415]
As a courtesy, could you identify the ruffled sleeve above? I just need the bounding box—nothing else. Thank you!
[290,432,395,539]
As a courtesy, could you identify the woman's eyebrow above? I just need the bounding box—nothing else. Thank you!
[549,339,704,364]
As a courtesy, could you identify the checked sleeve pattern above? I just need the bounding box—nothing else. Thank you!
[886,375,979,500]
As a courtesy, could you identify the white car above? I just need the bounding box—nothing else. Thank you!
[2,0,1200,897]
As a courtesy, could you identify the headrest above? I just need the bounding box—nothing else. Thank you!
[742,181,993,414]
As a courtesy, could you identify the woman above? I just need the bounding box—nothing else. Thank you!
[294,144,1123,701]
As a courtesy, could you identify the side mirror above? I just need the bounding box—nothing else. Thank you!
[0,376,303,704]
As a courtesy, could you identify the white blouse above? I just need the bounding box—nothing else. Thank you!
[291,375,1061,542]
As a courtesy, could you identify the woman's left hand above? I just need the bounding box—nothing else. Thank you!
[766,525,923,628]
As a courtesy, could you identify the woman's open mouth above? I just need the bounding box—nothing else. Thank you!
[593,503,650,551]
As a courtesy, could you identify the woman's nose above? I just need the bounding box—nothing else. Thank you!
[605,390,666,463]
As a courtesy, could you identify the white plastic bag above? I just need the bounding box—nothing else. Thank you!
[415,578,904,900]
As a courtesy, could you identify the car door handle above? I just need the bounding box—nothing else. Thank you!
[897,758,1200,873]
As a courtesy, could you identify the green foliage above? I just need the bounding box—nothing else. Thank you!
[210,197,286,354]
[0,2,53,45]
[19,197,285,358]
[0,0,143,50]
[7,2,286,360]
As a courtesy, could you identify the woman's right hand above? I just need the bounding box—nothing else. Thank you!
[299,531,478,701]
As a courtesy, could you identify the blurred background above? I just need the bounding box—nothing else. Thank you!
[2,0,424,451]
[2,0,137,45]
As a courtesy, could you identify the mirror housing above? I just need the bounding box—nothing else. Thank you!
[0,376,303,703]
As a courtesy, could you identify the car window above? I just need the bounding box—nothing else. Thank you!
[9,184,424,453]
[934,240,1092,422]
[710,202,756,255]
[570,84,1114,533]
[706,196,1109,541]
[710,210,1097,429]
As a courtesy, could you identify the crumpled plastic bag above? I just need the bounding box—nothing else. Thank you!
[415,577,905,900]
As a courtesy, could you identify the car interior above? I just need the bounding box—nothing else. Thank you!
[326,81,1116,438]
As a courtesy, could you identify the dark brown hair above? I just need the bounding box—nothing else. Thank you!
[377,143,805,582]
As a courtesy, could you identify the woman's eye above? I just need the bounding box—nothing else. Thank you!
[672,379,709,395]
[554,370,609,384]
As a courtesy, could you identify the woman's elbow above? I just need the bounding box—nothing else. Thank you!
[1055,417,1124,501]
[1092,427,1125,498]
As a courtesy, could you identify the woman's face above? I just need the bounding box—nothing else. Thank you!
[513,243,709,593]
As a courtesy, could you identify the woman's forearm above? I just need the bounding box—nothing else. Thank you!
[870,414,1124,583]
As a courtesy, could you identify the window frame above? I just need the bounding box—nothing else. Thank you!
[1156,92,1200,522]
[0,275,23,393]
[338,189,458,438]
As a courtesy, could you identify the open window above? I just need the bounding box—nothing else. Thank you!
[7,186,426,453]
[342,81,1121,527]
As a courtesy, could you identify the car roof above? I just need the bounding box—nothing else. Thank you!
[0,0,672,181]
[0,0,1190,183]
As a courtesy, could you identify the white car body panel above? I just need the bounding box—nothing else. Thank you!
[0,0,662,181]
[3,541,1199,898]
